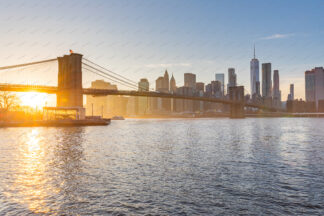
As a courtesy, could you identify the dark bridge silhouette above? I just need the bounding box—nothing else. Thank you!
[0,53,284,118]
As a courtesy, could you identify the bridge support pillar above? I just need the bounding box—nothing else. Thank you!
[229,86,245,118]
[57,53,83,107]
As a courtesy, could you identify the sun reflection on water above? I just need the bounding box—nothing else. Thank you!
[10,128,52,214]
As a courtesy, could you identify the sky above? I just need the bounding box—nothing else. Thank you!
[0,0,324,102]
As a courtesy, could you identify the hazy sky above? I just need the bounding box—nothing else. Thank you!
[1,0,324,100]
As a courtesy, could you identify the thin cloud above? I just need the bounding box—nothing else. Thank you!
[260,33,294,40]
[145,63,191,68]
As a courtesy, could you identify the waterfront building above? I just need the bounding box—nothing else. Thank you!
[262,63,272,98]
[156,77,164,91]
[287,84,294,101]
[205,83,212,97]
[170,74,177,93]
[184,73,196,90]
[211,80,222,98]
[305,67,324,110]
[215,73,225,96]
[196,82,205,93]
[252,81,262,104]
[169,74,177,112]
[138,78,149,92]
[314,68,324,109]
[227,68,237,94]
[290,84,294,101]
[287,99,316,113]
[195,82,205,112]
[273,70,281,108]
[250,46,259,96]
[86,80,122,118]
[256,81,260,96]
[138,78,150,115]
[175,86,194,113]
[153,76,165,112]
[305,70,316,102]
[163,70,169,91]
[155,73,170,112]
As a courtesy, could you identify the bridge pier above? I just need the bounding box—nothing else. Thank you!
[229,86,245,118]
[57,53,83,107]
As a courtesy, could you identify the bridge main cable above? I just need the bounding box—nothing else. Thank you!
[0,58,57,70]
[83,58,137,85]
[82,61,149,91]
[82,65,139,90]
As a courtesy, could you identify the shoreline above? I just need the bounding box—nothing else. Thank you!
[1,113,323,127]
[0,119,110,127]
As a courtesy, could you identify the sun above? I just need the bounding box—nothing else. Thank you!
[19,92,49,109]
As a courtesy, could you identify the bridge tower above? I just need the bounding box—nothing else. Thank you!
[57,53,83,107]
[229,86,245,118]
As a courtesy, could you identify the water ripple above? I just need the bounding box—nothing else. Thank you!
[0,118,324,215]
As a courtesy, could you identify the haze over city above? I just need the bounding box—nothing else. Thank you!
[1,0,324,105]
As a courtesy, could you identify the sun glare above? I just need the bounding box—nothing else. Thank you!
[19,93,49,109]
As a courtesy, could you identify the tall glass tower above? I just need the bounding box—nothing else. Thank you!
[250,45,259,96]
[215,73,225,96]
[262,63,272,98]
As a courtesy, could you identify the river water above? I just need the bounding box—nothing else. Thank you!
[0,118,323,215]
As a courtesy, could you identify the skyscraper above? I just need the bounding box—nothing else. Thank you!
[250,46,259,96]
[290,84,294,101]
[184,73,196,90]
[155,75,171,112]
[313,67,324,110]
[169,74,177,112]
[256,81,260,96]
[205,83,212,97]
[273,70,279,96]
[215,73,225,96]
[170,74,177,93]
[86,80,119,118]
[272,70,281,107]
[287,84,294,101]
[196,82,205,93]
[156,77,164,91]
[163,70,169,91]
[211,80,222,98]
[138,78,149,92]
[305,70,316,102]
[227,68,237,94]
[262,63,272,98]
[138,78,149,114]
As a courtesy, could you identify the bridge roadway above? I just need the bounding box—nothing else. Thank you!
[0,83,280,111]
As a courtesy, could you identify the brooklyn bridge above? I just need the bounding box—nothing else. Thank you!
[0,53,284,118]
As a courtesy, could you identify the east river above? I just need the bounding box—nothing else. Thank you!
[0,118,323,215]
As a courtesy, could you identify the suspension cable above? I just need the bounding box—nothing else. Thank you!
[82,66,138,90]
[83,58,138,85]
[82,62,149,91]
[82,62,139,88]
[0,58,57,70]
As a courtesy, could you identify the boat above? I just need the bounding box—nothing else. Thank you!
[111,116,125,120]
[0,119,110,127]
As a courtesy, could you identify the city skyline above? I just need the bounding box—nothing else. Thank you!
[1,0,324,102]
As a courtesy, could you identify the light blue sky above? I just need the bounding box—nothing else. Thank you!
[0,0,324,100]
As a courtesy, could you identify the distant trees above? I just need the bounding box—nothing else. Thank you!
[0,91,20,111]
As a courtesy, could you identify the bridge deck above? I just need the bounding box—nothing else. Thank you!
[0,84,281,111]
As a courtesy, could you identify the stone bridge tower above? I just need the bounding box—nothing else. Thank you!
[57,53,83,107]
